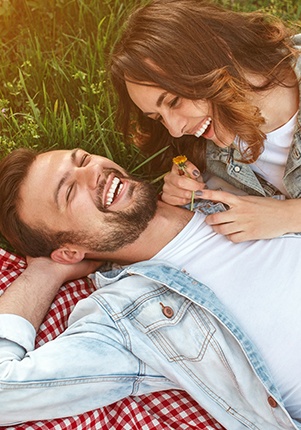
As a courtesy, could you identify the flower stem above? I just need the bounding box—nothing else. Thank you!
[190,191,195,211]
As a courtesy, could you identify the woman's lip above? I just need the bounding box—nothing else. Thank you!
[187,116,212,135]
[193,117,212,137]
[201,119,215,139]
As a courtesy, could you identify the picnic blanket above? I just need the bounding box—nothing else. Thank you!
[0,248,224,430]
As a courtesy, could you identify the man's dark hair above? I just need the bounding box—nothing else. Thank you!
[0,148,79,257]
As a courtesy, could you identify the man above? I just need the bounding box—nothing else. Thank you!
[0,147,300,430]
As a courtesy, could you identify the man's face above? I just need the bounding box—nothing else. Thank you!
[19,149,157,253]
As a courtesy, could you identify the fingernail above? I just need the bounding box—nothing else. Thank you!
[195,190,203,197]
[192,169,200,177]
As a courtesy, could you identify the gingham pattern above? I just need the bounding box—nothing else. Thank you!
[0,248,224,430]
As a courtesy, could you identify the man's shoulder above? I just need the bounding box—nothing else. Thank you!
[92,260,180,287]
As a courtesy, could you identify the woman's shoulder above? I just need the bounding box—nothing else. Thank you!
[293,35,301,77]
[293,34,301,48]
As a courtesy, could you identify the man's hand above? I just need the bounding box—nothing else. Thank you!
[161,160,206,206]
[26,256,102,285]
[199,189,301,242]
[0,256,102,331]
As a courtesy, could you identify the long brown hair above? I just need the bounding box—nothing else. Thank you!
[110,0,298,172]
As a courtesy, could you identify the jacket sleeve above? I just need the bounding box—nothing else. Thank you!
[0,297,170,426]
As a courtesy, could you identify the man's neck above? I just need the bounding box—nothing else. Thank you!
[94,202,194,265]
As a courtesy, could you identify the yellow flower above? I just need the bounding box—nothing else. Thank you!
[172,154,194,211]
[172,155,187,169]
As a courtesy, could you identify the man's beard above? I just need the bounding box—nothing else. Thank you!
[74,173,158,253]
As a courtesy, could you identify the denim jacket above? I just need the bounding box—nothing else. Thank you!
[205,35,301,199]
[0,261,299,429]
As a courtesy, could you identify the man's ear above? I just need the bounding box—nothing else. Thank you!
[51,246,86,265]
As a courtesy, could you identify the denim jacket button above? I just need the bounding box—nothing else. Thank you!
[267,396,278,408]
[233,165,241,173]
[160,303,174,318]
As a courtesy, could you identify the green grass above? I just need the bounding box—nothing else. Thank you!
[0,0,300,251]
[0,0,145,167]
[0,0,299,162]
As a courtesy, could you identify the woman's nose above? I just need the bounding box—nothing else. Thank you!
[164,113,186,138]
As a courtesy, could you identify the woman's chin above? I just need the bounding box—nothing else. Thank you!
[205,125,234,147]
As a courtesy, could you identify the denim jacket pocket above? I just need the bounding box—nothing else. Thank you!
[129,287,246,399]
[130,289,216,362]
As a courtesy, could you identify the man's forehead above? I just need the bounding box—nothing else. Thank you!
[29,151,64,184]
[38,149,69,161]
[19,150,66,220]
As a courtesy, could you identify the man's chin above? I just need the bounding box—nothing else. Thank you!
[89,183,158,254]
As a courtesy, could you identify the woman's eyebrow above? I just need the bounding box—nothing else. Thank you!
[156,91,168,107]
[143,91,168,117]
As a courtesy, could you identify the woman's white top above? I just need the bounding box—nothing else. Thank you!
[247,111,298,196]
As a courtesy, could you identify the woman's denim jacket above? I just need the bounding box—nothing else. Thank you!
[205,35,301,199]
[0,261,299,429]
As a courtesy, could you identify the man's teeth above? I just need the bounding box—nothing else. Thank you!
[105,177,123,207]
[194,117,212,138]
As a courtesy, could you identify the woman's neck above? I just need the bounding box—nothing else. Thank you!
[247,71,299,134]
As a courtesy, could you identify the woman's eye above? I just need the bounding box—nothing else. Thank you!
[169,97,180,108]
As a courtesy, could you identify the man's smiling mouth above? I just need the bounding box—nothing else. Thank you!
[105,176,124,207]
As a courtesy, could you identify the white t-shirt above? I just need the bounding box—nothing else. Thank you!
[153,211,301,419]
[241,111,298,196]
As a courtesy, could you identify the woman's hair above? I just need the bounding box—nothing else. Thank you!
[110,0,298,171]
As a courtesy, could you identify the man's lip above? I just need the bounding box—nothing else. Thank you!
[103,173,116,207]
[103,172,126,208]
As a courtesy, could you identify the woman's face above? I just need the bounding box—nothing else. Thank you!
[126,80,235,147]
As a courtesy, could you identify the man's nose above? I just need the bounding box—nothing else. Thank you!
[75,163,99,189]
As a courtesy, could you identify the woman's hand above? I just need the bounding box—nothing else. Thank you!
[198,189,301,242]
[161,160,206,206]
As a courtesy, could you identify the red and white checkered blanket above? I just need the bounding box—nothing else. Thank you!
[0,248,224,430]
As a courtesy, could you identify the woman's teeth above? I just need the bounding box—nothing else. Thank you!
[105,177,123,207]
[194,117,212,138]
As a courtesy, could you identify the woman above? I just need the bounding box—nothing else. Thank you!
[110,0,301,242]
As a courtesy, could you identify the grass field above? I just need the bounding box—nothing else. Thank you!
[0,0,300,250]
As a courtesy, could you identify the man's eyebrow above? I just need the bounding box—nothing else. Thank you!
[143,91,168,117]
[54,149,79,208]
